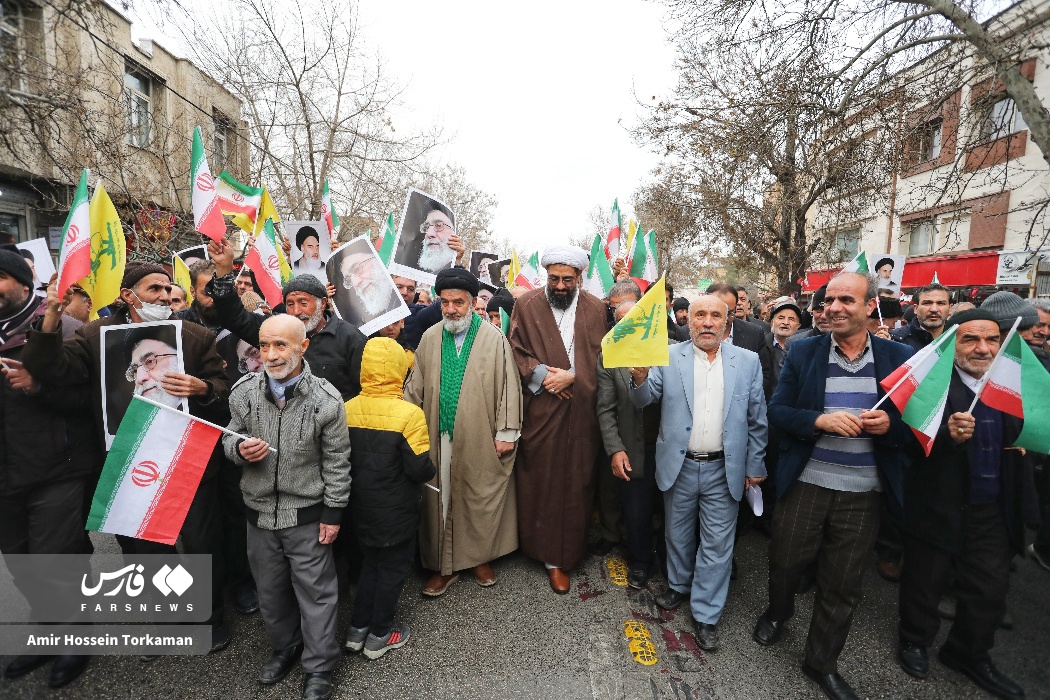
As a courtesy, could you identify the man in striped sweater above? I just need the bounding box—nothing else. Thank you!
[752,271,915,700]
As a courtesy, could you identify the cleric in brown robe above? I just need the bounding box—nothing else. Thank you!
[509,245,607,594]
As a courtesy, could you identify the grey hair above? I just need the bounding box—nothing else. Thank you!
[831,270,878,302]
[608,279,642,301]
[1027,297,1050,314]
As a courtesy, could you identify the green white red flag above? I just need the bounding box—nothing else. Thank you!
[842,251,869,274]
[55,169,91,298]
[514,251,543,289]
[375,212,396,267]
[321,179,340,236]
[629,228,659,282]
[500,307,511,336]
[585,231,615,298]
[245,218,285,307]
[604,199,622,261]
[977,322,1050,454]
[86,397,220,545]
[190,126,226,241]
[878,325,958,455]
[215,171,263,233]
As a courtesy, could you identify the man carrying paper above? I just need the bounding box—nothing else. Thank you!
[628,294,768,652]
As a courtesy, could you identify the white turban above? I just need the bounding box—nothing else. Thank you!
[540,245,589,272]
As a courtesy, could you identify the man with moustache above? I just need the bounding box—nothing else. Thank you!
[706,282,774,400]
[205,238,365,401]
[225,315,351,700]
[765,296,802,381]
[892,283,950,353]
[753,271,914,700]
[126,331,183,409]
[293,225,325,274]
[338,245,401,322]
[792,284,830,343]
[416,204,457,273]
[896,308,1037,700]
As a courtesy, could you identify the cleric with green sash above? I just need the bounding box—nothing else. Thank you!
[405,268,523,596]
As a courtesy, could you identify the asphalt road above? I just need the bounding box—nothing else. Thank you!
[2,528,1048,699]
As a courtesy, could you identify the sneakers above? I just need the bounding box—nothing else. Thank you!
[362,625,411,660]
[1028,543,1050,572]
[343,626,369,653]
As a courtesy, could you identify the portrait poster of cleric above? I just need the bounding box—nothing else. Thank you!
[99,320,187,449]
[286,220,332,282]
[389,188,456,285]
[488,258,511,288]
[470,250,499,285]
[215,329,263,384]
[872,253,906,295]
[326,235,410,336]
[174,244,208,268]
[15,238,56,296]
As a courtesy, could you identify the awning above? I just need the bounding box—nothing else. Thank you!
[801,251,1000,292]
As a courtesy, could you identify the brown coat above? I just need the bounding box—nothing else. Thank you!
[405,319,522,574]
[509,288,606,570]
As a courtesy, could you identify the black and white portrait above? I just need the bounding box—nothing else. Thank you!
[470,251,498,285]
[326,235,410,335]
[389,188,456,285]
[174,245,209,269]
[100,321,187,449]
[286,221,331,281]
[488,258,512,288]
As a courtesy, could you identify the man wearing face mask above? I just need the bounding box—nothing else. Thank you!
[21,261,234,654]
[205,238,366,401]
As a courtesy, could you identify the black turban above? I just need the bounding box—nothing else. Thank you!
[434,268,479,296]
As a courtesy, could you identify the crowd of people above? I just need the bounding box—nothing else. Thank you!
[0,237,1046,700]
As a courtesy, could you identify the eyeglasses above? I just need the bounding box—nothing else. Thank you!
[419,220,454,235]
[126,353,177,381]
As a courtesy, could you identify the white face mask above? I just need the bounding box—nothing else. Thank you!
[131,291,172,323]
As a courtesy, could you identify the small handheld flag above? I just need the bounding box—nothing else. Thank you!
[601,277,670,368]
[55,169,91,299]
[375,213,396,267]
[842,251,869,274]
[190,126,226,241]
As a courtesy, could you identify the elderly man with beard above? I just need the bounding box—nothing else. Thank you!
[792,284,830,343]
[21,261,233,653]
[205,238,366,401]
[405,268,522,595]
[895,309,1037,700]
[629,295,767,650]
[509,246,607,593]
[338,245,401,321]
[754,271,914,700]
[175,258,262,616]
[416,204,457,273]
[293,226,325,274]
[225,315,351,700]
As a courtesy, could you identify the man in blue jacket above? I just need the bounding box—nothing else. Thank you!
[752,271,914,700]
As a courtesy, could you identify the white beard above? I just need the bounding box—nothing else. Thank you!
[264,351,303,380]
[418,244,452,272]
[135,383,183,409]
[443,314,472,335]
[356,284,392,316]
[297,256,322,271]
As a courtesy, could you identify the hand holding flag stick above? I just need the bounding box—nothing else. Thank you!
[965,316,1022,415]
[132,394,277,454]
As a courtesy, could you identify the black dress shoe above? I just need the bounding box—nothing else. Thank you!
[897,640,929,679]
[801,664,859,700]
[210,625,231,653]
[589,538,617,557]
[693,622,720,651]
[302,671,333,700]
[627,565,652,589]
[258,643,304,685]
[752,611,786,646]
[4,655,54,679]
[655,587,688,611]
[232,586,260,615]
[47,655,89,689]
[939,648,1024,699]
[730,558,738,581]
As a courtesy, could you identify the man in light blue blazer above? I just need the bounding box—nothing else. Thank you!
[629,295,768,651]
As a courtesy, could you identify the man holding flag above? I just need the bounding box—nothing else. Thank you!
[754,271,914,700]
[896,307,1038,700]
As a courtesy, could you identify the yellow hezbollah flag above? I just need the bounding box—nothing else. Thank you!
[507,250,521,288]
[624,218,638,260]
[601,276,670,368]
[172,255,193,305]
[82,183,126,319]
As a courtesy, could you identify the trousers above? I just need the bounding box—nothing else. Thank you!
[349,538,415,638]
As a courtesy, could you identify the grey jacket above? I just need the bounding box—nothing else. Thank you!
[224,361,351,530]
[596,352,650,479]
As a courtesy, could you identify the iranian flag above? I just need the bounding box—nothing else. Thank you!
[190,126,226,241]
[585,231,615,298]
[86,397,220,545]
[55,169,91,298]
[629,228,659,282]
[514,251,544,289]
[604,199,623,260]
[374,212,396,267]
[878,325,958,455]
[215,171,263,232]
[245,218,286,307]
[842,251,869,274]
[499,307,511,336]
[321,179,340,236]
[978,323,1050,454]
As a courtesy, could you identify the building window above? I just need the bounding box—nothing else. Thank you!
[124,65,152,148]
[908,220,935,256]
[918,119,942,162]
[212,112,229,172]
[0,1,22,91]
[832,227,860,262]
[981,97,1027,143]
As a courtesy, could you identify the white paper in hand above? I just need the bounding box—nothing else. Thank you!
[746,484,764,517]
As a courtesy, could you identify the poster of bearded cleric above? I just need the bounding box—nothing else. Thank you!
[100,321,187,449]
[389,188,457,285]
[326,235,410,335]
[214,329,264,384]
[286,220,332,282]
